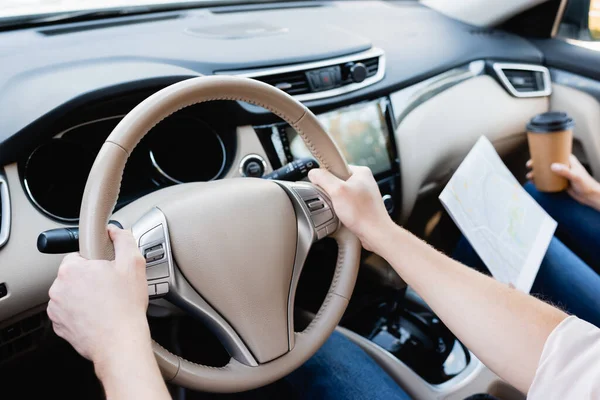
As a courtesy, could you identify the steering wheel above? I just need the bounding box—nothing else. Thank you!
[78,76,361,393]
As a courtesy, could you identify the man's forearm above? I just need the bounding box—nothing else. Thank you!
[372,222,567,394]
[94,323,171,400]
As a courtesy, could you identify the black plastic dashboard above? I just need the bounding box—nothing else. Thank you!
[0,0,543,165]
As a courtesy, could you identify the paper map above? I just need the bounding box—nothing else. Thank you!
[439,136,557,293]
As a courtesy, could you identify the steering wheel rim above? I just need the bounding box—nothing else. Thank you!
[78,75,361,392]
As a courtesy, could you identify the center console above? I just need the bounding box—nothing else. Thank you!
[254,97,401,217]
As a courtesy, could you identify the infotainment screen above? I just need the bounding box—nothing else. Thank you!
[283,99,393,175]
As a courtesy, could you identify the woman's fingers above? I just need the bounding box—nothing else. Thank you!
[550,163,577,181]
[526,159,533,169]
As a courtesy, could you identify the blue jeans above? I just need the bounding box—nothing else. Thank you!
[454,182,600,327]
[191,331,410,400]
[285,332,410,400]
[285,331,411,400]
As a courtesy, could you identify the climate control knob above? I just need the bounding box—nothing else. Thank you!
[349,62,368,83]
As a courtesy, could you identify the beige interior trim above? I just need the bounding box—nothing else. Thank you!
[0,164,64,322]
[550,84,600,179]
[395,75,548,222]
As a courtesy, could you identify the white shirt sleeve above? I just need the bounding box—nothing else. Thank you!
[528,315,600,399]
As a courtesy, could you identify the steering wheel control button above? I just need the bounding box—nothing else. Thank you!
[156,283,169,295]
[287,183,339,240]
[326,223,338,236]
[306,199,325,212]
[147,284,157,296]
[239,154,267,177]
[139,225,164,248]
[317,227,327,240]
[312,209,334,227]
[146,262,169,280]
[144,244,165,263]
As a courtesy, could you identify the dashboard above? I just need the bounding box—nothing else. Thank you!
[0,0,554,351]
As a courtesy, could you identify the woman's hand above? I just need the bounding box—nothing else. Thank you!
[308,165,395,251]
[527,154,600,211]
[47,226,151,370]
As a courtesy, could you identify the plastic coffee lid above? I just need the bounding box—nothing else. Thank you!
[526,111,575,133]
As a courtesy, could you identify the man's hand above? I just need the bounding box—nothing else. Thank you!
[526,154,600,211]
[47,225,150,368]
[308,165,394,251]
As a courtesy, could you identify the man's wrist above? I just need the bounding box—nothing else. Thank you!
[365,218,401,256]
[93,320,153,381]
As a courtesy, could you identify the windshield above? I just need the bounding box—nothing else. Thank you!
[0,0,273,24]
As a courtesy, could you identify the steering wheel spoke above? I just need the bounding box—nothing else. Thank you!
[132,206,259,367]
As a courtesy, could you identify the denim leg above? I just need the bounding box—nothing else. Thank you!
[285,331,412,400]
[530,237,600,328]
[524,181,600,271]
[454,235,600,328]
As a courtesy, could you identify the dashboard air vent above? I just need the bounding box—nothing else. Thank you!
[220,47,385,102]
[254,71,310,96]
[492,63,551,98]
[362,57,379,77]
[0,175,10,248]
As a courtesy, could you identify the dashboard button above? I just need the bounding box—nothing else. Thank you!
[244,161,263,177]
[0,283,7,299]
[350,62,368,83]
[240,155,266,177]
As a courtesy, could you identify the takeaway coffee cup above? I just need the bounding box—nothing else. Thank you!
[526,111,574,192]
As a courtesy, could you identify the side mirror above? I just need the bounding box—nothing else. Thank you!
[589,0,600,40]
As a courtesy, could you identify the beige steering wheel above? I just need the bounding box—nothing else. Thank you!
[78,76,361,393]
